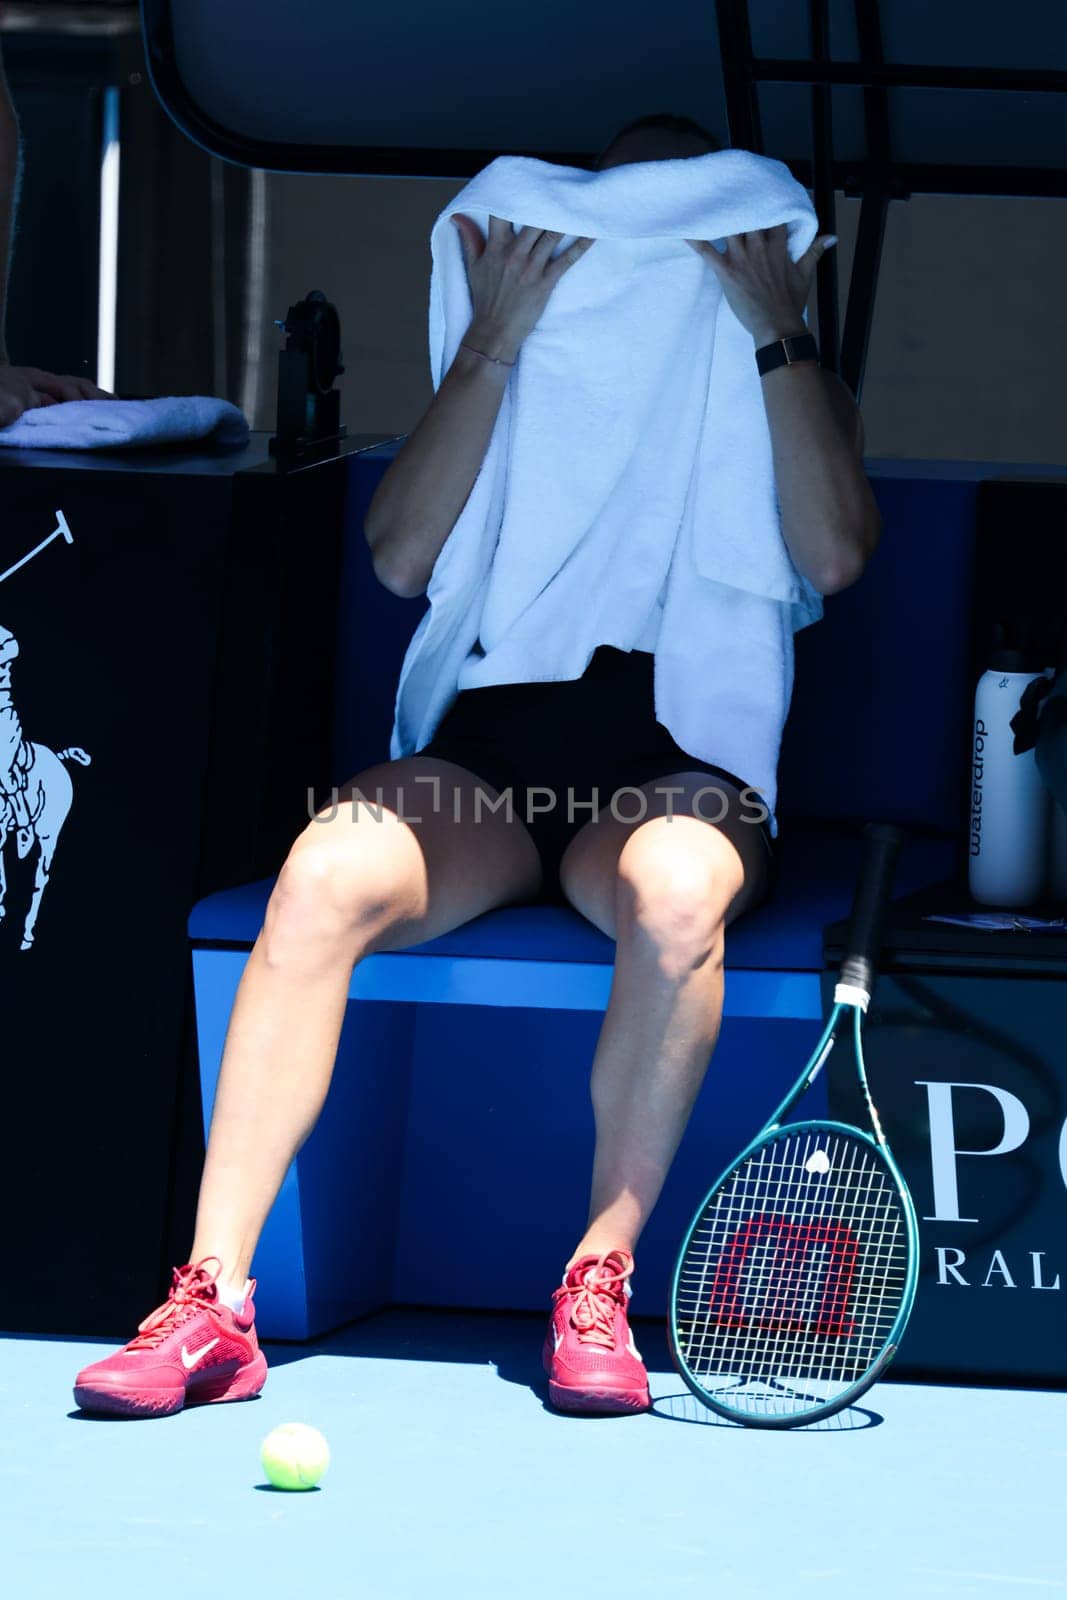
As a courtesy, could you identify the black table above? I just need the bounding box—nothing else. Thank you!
[0,430,393,1334]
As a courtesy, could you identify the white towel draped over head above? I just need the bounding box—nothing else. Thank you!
[390,148,824,766]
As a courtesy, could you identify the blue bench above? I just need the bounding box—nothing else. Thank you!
[188,449,979,1340]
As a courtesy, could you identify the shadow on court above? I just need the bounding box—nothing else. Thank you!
[262,1304,585,1408]
[651,1392,883,1430]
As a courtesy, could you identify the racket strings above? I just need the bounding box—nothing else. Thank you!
[674,1129,908,1419]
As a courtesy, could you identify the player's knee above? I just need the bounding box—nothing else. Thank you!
[263,830,408,967]
[615,821,736,976]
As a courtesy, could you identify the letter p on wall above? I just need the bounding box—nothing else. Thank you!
[917,1080,1030,1223]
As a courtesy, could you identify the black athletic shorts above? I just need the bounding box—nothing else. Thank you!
[414,644,778,907]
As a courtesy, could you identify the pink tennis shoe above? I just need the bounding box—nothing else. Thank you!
[543,1248,651,1414]
[73,1256,268,1418]
[74,1249,648,1419]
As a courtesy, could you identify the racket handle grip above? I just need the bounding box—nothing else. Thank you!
[839,822,905,999]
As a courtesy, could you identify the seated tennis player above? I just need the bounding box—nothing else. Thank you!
[74,112,880,1419]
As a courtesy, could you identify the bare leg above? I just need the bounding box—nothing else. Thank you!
[556,773,772,1265]
[190,756,542,1295]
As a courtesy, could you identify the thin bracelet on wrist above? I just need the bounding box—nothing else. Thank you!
[460,341,515,369]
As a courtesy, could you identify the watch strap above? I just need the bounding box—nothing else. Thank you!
[755,331,820,376]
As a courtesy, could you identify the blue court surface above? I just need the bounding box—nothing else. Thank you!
[3,1308,1064,1599]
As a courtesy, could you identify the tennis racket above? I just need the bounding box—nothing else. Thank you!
[668,821,919,1428]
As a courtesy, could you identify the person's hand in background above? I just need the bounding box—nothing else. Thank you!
[0,364,111,427]
[0,363,40,426]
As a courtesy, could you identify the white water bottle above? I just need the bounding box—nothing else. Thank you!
[968,627,1051,908]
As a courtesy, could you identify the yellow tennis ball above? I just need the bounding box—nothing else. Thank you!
[260,1423,330,1491]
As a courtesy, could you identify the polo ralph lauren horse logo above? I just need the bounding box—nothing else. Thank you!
[0,511,91,951]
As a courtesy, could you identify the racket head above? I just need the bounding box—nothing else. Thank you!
[668,1118,919,1428]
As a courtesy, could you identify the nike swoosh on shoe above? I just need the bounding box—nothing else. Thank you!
[181,1337,221,1370]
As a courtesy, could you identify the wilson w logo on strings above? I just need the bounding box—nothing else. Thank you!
[709,1215,860,1338]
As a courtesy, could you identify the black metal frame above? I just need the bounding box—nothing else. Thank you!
[716,0,1067,399]
[139,0,600,180]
